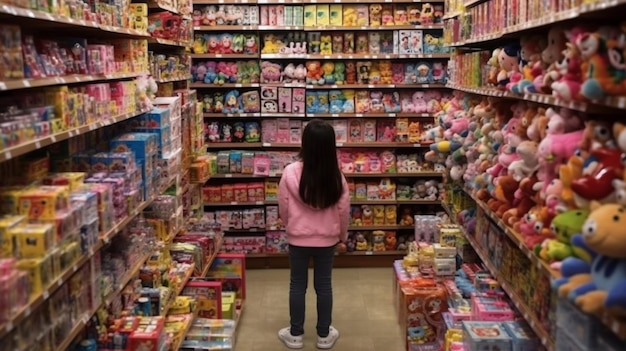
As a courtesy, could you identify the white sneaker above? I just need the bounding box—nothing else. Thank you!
[317,326,339,349]
[278,327,304,349]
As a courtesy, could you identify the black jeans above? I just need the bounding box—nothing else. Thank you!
[288,244,336,338]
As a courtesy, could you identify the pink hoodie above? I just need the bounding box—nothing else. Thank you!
[278,162,350,247]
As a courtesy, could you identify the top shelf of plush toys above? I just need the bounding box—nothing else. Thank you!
[193,0,444,3]
[444,0,626,48]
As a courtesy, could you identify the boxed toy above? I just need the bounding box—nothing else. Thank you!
[278,87,292,113]
[329,4,342,26]
[266,231,288,253]
[462,321,512,351]
[502,321,539,351]
[304,5,317,27]
[292,88,305,114]
[316,4,329,26]
[127,317,166,351]
[206,253,246,308]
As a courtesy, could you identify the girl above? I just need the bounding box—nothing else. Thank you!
[277,120,350,349]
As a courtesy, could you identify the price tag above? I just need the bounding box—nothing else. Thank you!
[336,142,343,147]
[412,144,422,148]
[262,142,271,147]
[5,321,12,332]
[43,291,50,300]
[225,174,233,178]
[355,114,363,117]
[24,306,31,317]
[82,314,90,324]
[618,98,626,109]
[73,265,78,272]
[68,130,74,137]
[50,135,56,142]
[230,201,237,205]
[235,83,243,88]
[365,251,373,255]
[57,278,63,287]
[0,82,6,90]
[4,151,11,160]
[26,10,34,17]
[215,54,223,58]
[22,80,31,87]
[331,113,339,117]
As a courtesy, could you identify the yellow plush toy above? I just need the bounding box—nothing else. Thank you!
[320,34,332,55]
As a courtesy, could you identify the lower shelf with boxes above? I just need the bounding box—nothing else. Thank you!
[392,217,555,351]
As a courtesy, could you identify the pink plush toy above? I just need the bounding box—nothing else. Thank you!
[443,116,469,139]
[532,26,567,93]
[412,91,428,113]
[545,107,583,134]
[550,43,583,101]
[294,64,307,83]
[536,129,585,194]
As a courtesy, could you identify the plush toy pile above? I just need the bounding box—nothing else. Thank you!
[489,22,626,103]
[433,88,626,324]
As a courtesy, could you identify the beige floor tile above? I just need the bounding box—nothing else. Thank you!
[236,268,405,351]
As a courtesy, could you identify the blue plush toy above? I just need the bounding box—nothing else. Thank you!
[223,90,241,114]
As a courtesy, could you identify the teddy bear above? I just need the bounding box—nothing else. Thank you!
[424,180,439,200]
[372,231,386,251]
[384,205,396,225]
[369,4,382,25]
[399,208,414,226]
[355,233,369,251]
[282,63,296,83]
[361,205,373,225]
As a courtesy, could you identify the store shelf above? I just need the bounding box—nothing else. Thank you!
[247,250,405,258]
[194,25,257,31]
[448,0,626,47]
[148,0,190,17]
[460,191,560,280]
[446,83,625,112]
[463,0,487,7]
[348,225,414,230]
[261,53,450,60]
[442,11,462,20]
[169,311,198,351]
[0,4,150,37]
[305,83,447,89]
[148,37,192,47]
[261,82,307,88]
[204,200,277,207]
[257,0,444,3]
[190,83,260,88]
[257,25,305,31]
[206,141,434,149]
[209,172,442,179]
[300,25,444,31]
[203,113,261,118]
[463,231,555,351]
[190,53,259,59]
[194,0,255,3]
[199,237,224,277]
[190,175,211,184]
[155,75,191,83]
[0,71,148,91]
[0,108,149,162]
[161,266,195,316]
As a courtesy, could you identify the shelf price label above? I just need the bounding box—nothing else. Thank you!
[365,251,373,255]
[336,142,344,147]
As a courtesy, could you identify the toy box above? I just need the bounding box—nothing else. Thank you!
[222,291,236,320]
[304,5,317,27]
[276,118,290,143]
[462,321,512,351]
[316,4,329,26]
[502,321,539,351]
[398,30,412,54]
[127,317,166,351]
[556,299,599,349]
[110,133,158,160]
[329,4,342,26]
[206,253,246,307]
[266,231,288,253]
[292,88,305,114]
[410,30,424,55]
[289,120,302,143]
[401,285,447,350]
[278,87,292,113]
[0,215,24,258]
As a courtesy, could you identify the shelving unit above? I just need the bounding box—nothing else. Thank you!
[441,0,626,349]
[192,0,449,267]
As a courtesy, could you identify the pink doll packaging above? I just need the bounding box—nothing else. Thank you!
[276,118,290,143]
[363,119,377,142]
[292,88,305,114]
[333,120,348,143]
[253,153,270,176]
[410,30,423,54]
[278,87,292,113]
[377,120,396,142]
[261,120,277,143]
[266,206,281,230]
[348,119,363,142]
[289,120,302,143]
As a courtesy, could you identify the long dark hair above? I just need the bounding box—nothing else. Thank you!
[298,120,344,209]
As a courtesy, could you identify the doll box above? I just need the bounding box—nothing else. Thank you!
[183,280,223,319]
[127,317,166,351]
[462,321,512,351]
[502,321,539,351]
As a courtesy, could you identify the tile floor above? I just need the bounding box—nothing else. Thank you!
[234,268,405,351]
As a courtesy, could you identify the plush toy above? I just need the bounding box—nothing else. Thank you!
[322,62,335,85]
[538,209,590,263]
[282,63,296,83]
[399,208,414,226]
[512,35,547,93]
[320,34,332,55]
[550,43,583,101]
[372,231,386,251]
[508,140,539,181]
[571,148,624,209]
[514,205,556,248]
[384,232,397,251]
[306,61,323,85]
[223,90,241,113]
[487,175,518,218]
[497,43,521,89]
[345,233,356,252]
[559,202,626,317]
[261,61,281,83]
[355,233,369,251]
[361,205,373,225]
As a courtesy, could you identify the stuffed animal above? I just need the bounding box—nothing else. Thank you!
[538,209,590,263]
[306,61,324,85]
[571,148,625,209]
[560,202,626,318]
[361,205,373,225]
[550,43,583,101]
[372,231,386,251]
[497,43,521,89]
[223,90,241,113]
[373,205,385,225]
[399,208,414,226]
[355,233,369,251]
[261,61,281,83]
[384,232,397,251]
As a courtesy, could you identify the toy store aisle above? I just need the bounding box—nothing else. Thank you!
[235,267,404,351]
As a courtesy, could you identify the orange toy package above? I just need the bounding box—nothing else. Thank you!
[401,285,448,350]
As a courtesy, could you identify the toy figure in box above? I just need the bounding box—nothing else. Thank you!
[221,123,233,142]
[232,122,245,142]
[369,4,382,26]
[317,91,330,113]
[343,90,356,113]
[416,62,432,84]
[320,34,332,55]
[244,35,258,54]
[384,205,396,225]
[345,62,357,84]
[370,91,383,112]
[368,32,381,54]
[193,35,206,54]
[355,33,369,54]
[381,5,394,26]
[206,122,220,142]
[420,3,434,24]
[232,34,245,53]
[214,92,224,112]
[241,91,259,113]
[223,90,241,113]
[382,92,401,113]
[357,62,371,84]
[361,205,373,225]
[245,122,260,142]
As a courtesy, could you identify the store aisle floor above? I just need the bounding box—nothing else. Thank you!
[234,267,404,351]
